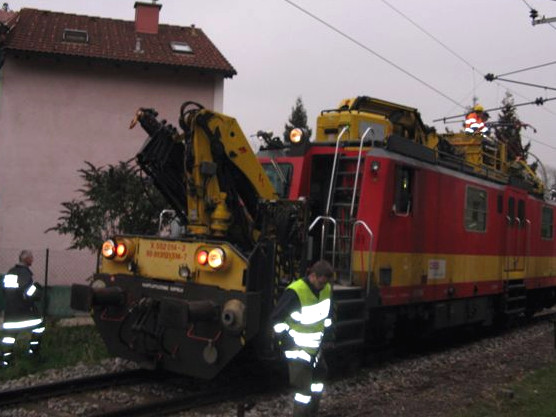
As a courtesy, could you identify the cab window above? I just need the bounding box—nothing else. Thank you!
[262,162,292,198]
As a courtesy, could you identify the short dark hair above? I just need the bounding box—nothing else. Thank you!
[309,260,334,279]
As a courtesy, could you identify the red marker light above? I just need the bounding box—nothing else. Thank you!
[116,243,127,257]
[197,250,209,265]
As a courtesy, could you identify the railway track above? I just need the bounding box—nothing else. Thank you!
[0,369,155,408]
[89,379,276,417]
[2,311,554,416]
[0,363,283,416]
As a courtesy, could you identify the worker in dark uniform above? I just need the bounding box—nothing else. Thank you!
[1,250,44,367]
[271,260,334,417]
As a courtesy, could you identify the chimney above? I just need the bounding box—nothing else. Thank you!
[134,1,162,35]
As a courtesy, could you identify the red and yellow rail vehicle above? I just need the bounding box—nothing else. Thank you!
[260,96,556,342]
[71,96,556,378]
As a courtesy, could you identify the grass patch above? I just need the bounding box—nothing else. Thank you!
[0,321,109,382]
[452,361,556,417]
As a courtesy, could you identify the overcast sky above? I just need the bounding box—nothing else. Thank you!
[7,0,556,168]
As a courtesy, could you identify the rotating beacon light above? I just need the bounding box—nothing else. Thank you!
[288,127,309,146]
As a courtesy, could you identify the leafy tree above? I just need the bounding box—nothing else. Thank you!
[47,161,167,252]
[283,96,312,143]
[495,92,530,161]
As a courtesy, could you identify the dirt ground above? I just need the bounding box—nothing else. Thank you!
[319,322,556,417]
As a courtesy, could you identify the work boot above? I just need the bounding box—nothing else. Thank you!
[309,395,321,416]
[293,401,311,417]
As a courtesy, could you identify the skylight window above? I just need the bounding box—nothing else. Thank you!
[63,29,89,44]
[170,41,193,54]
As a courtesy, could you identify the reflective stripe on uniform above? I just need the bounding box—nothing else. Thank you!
[273,322,289,333]
[32,327,46,334]
[1,337,15,345]
[294,393,312,404]
[311,383,324,393]
[26,284,37,297]
[285,349,312,363]
[324,318,332,328]
[3,318,43,330]
[3,274,18,289]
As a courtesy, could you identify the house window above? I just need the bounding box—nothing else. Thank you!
[465,186,487,232]
[62,29,89,44]
[170,41,193,54]
[393,166,413,215]
[541,206,553,239]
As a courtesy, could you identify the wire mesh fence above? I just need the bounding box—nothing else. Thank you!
[0,247,97,287]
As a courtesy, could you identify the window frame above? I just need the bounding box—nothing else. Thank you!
[62,29,89,44]
[170,41,193,54]
[464,185,488,233]
[541,206,554,240]
[393,165,414,216]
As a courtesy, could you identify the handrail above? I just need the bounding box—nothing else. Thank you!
[325,126,350,216]
[350,127,373,218]
[309,216,337,268]
[350,220,374,292]
[525,218,531,272]
[269,157,286,184]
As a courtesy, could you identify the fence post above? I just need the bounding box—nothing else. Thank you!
[43,248,49,318]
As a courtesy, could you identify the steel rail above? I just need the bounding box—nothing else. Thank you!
[90,377,280,417]
[0,368,154,408]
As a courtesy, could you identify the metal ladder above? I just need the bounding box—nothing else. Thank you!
[503,279,527,316]
[323,127,372,284]
[316,128,374,352]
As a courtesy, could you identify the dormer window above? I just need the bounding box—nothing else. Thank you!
[170,41,193,54]
[63,29,89,44]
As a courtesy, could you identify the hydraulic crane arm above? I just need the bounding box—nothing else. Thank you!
[131,102,278,246]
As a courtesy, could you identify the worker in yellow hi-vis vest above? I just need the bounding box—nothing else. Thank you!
[271,260,334,417]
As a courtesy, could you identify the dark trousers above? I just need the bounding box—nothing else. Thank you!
[1,323,44,366]
[288,355,328,417]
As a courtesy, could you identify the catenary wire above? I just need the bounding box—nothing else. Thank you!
[282,0,465,109]
[497,60,556,77]
[380,0,477,71]
[382,0,556,117]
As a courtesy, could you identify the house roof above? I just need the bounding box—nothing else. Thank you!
[1,8,236,77]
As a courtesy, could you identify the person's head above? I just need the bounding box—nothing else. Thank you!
[19,250,33,267]
[473,104,484,114]
[308,260,334,290]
